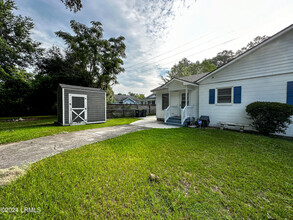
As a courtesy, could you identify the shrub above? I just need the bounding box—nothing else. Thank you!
[246,102,293,135]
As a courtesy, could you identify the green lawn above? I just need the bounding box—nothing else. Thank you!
[0,128,292,219]
[0,116,139,144]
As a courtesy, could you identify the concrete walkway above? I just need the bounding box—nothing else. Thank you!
[0,125,147,169]
[130,116,180,128]
[0,117,180,169]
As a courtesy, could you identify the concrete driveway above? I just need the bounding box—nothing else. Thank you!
[0,125,148,169]
[0,117,180,169]
[130,116,180,128]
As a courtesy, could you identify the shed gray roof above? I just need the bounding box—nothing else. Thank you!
[151,72,209,92]
[59,84,105,93]
[114,95,142,103]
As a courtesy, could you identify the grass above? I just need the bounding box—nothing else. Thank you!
[0,116,139,144]
[0,128,292,219]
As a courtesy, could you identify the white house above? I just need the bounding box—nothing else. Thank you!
[151,24,293,136]
[142,94,156,105]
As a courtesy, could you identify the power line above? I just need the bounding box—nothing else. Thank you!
[125,31,235,72]
[124,31,214,69]
[125,37,238,74]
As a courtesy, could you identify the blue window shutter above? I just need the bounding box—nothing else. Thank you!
[287,81,293,105]
[209,89,215,104]
[234,86,242,104]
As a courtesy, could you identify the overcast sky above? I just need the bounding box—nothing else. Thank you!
[14,0,293,96]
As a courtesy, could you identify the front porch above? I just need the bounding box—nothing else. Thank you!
[163,80,198,126]
[164,105,196,126]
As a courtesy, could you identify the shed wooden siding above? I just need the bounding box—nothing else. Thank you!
[57,86,63,124]
[201,29,293,85]
[63,89,105,125]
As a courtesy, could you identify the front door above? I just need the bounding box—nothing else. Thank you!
[69,94,87,125]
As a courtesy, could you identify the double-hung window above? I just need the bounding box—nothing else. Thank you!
[181,93,189,108]
[217,88,232,104]
[162,94,169,110]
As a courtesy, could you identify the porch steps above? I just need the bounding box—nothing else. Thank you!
[166,116,182,126]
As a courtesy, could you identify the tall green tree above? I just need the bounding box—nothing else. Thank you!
[235,35,269,56]
[55,20,126,100]
[209,36,269,67]
[184,59,217,75]
[0,0,42,81]
[31,46,92,114]
[161,58,216,83]
[208,50,234,67]
[128,92,145,99]
[161,58,191,83]
[61,0,82,12]
[0,0,42,116]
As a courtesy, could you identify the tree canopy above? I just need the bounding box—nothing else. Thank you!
[0,0,127,116]
[61,0,82,12]
[0,0,42,82]
[161,58,216,83]
[0,0,271,116]
[0,0,42,116]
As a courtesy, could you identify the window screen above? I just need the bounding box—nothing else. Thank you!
[162,94,169,110]
[217,88,232,103]
[181,93,189,108]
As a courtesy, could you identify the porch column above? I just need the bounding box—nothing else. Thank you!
[168,90,171,107]
[185,87,188,107]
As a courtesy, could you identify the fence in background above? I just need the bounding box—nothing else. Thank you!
[107,104,156,118]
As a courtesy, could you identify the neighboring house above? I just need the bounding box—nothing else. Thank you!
[113,95,142,104]
[142,94,156,105]
[151,24,293,136]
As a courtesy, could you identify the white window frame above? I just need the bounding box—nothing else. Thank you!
[180,92,190,108]
[216,87,233,105]
[69,94,88,125]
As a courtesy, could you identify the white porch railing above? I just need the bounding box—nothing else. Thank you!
[181,105,196,125]
[164,106,180,123]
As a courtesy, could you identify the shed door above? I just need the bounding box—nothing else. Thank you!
[69,94,87,125]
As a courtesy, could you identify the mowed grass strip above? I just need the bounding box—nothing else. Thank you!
[0,116,139,144]
[0,128,292,219]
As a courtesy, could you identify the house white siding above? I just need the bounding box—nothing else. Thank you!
[198,28,293,136]
[202,29,293,85]
[190,88,199,117]
[123,99,136,104]
[155,89,168,120]
[155,82,199,120]
[169,91,179,106]
[152,25,293,136]
[199,73,293,136]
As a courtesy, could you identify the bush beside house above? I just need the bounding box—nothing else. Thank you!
[246,102,293,135]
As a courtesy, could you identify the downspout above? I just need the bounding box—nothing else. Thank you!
[185,86,188,107]
[197,85,200,119]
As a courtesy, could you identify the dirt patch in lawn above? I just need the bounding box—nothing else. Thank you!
[0,166,27,186]
[1,118,41,123]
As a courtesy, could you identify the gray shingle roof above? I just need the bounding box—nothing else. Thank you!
[59,84,104,92]
[151,72,209,92]
[178,72,209,82]
[114,95,141,103]
[145,94,156,99]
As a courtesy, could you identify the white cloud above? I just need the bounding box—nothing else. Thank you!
[14,0,293,96]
